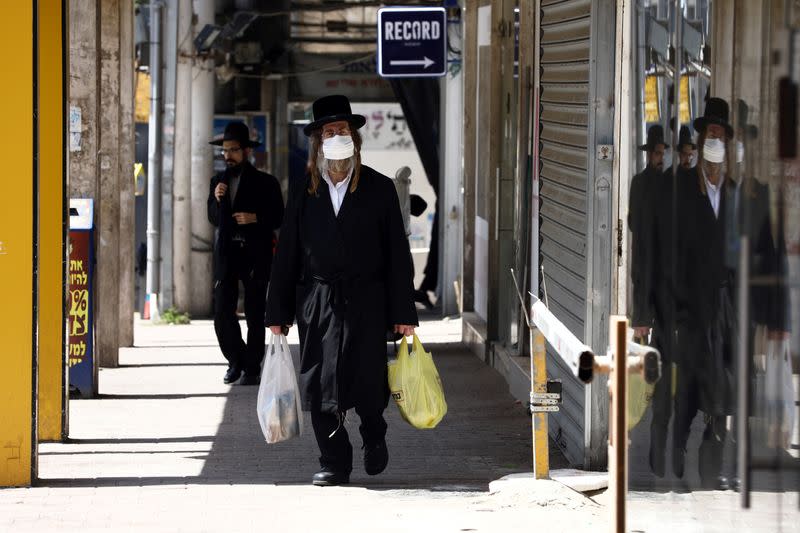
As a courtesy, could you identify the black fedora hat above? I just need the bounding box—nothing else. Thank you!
[303,94,366,136]
[693,97,734,138]
[209,121,260,147]
[677,125,696,150]
[639,124,669,151]
[736,99,759,139]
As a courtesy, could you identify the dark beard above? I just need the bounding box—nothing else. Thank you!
[327,158,352,174]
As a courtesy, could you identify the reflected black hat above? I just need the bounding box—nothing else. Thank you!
[639,124,669,151]
[209,121,260,147]
[693,97,734,138]
[737,99,759,139]
[304,95,366,136]
[677,125,696,150]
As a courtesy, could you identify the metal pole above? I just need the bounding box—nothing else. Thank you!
[671,0,683,175]
[609,316,629,533]
[531,328,549,479]
[146,0,164,300]
[636,1,647,172]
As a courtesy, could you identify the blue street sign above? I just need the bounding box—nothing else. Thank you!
[377,7,447,78]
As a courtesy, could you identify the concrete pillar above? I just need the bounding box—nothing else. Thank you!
[173,0,193,312]
[189,0,215,317]
[69,0,133,364]
[119,0,136,347]
[97,0,122,367]
[68,0,99,201]
[159,0,180,311]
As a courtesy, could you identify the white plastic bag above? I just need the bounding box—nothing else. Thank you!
[764,338,796,449]
[256,334,303,444]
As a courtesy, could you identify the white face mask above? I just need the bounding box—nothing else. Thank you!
[736,141,745,164]
[322,135,355,160]
[703,137,726,164]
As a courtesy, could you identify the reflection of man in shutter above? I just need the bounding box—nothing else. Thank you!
[628,124,667,476]
[267,95,418,487]
[671,98,738,489]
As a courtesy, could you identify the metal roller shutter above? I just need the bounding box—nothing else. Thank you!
[538,0,592,467]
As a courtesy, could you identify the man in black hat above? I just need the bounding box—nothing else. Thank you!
[266,95,418,486]
[207,121,284,385]
[629,124,667,340]
[670,97,738,489]
[628,124,669,476]
[676,125,696,171]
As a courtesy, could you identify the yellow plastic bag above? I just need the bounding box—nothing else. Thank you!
[387,334,447,429]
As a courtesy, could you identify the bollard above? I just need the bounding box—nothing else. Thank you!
[609,316,628,533]
[530,328,549,479]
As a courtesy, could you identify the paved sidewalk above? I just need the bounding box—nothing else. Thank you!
[0,317,604,532]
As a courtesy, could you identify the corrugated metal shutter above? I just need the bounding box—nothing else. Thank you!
[538,0,592,467]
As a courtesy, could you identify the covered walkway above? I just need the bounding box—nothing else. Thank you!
[0,317,605,532]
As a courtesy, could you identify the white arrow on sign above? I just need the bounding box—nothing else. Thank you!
[389,56,435,69]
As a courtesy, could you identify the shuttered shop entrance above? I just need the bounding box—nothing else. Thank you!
[538,0,592,467]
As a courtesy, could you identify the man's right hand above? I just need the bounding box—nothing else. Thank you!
[214,182,228,202]
[633,326,651,342]
[269,325,290,336]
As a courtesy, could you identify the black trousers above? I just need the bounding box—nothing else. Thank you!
[673,360,728,485]
[649,323,673,468]
[311,407,387,474]
[213,250,268,376]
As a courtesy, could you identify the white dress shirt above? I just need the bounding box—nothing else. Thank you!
[322,170,353,216]
[704,174,724,219]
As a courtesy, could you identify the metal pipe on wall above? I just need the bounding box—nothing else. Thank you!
[146,0,163,299]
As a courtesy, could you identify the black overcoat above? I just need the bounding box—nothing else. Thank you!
[673,167,736,415]
[207,162,284,281]
[628,165,661,327]
[265,165,418,414]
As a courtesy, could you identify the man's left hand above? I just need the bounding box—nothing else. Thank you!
[233,212,257,225]
[394,324,415,337]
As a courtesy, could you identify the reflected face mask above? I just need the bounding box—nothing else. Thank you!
[322,135,355,160]
[703,137,726,164]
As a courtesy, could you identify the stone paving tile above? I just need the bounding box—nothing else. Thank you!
[1,318,597,532]
[6,317,794,531]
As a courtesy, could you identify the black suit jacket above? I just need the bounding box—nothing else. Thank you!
[628,165,661,327]
[207,162,284,280]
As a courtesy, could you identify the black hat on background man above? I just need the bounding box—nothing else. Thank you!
[677,125,696,150]
[303,94,366,136]
[736,99,759,140]
[209,121,260,147]
[693,97,734,138]
[639,124,669,151]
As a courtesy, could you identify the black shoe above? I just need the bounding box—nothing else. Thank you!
[672,447,686,479]
[312,467,350,487]
[700,476,727,491]
[363,439,388,476]
[239,373,260,386]
[223,366,242,384]
[649,444,666,478]
[413,290,434,310]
